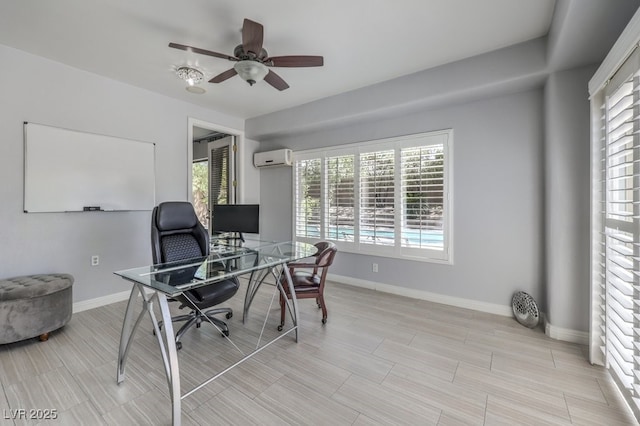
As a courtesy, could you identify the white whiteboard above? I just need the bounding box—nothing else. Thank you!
[24,123,156,212]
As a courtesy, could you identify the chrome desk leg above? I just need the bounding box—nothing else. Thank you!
[279,264,299,342]
[117,284,149,384]
[243,267,270,322]
[155,293,181,426]
[116,285,181,426]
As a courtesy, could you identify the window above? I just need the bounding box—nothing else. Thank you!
[591,46,640,419]
[293,130,452,263]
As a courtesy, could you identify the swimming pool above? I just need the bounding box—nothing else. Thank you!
[301,225,444,247]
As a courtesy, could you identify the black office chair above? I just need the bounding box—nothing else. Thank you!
[151,201,239,350]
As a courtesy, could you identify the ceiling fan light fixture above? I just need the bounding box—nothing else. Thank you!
[176,66,204,86]
[234,60,268,86]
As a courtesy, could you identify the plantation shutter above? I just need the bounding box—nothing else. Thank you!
[400,144,445,250]
[360,150,395,246]
[208,137,235,232]
[598,48,640,418]
[325,155,355,242]
[294,158,322,239]
[209,145,229,205]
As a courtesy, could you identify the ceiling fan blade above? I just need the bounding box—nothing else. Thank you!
[267,56,324,67]
[169,42,237,61]
[242,19,264,56]
[263,70,289,91]
[209,68,238,83]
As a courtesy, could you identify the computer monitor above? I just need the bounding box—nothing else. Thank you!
[212,204,259,240]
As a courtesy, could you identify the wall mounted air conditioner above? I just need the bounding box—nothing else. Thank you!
[253,149,293,168]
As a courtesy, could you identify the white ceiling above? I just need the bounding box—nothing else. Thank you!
[0,0,556,119]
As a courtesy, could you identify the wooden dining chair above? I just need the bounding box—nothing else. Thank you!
[279,241,337,329]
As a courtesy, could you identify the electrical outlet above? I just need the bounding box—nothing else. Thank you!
[372,263,378,273]
[91,255,99,266]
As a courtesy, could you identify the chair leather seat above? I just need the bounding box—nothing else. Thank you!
[290,284,320,293]
[283,272,321,295]
[292,272,321,286]
[187,278,239,307]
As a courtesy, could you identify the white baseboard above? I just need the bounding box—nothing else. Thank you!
[328,273,513,317]
[329,273,588,345]
[545,321,589,345]
[72,290,132,313]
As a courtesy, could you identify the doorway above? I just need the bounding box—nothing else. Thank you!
[188,119,242,233]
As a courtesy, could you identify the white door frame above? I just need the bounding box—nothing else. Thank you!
[187,117,246,203]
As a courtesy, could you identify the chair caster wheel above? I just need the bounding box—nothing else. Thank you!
[196,323,201,329]
[277,325,283,331]
[176,341,182,350]
[222,330,229,337]
[226,312,233,319]
[322,318,327,324]
[317,303,322,308]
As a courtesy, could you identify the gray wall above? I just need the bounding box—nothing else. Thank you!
[0,44,245,303]
[544,65,595,331]
[258,90,545,309]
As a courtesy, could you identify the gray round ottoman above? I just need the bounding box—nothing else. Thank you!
[0,274,74,344]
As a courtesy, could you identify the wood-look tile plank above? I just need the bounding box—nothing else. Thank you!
[0,384,11,423]
[438,411,482,426]
[139,351,228,413]
[470,310,523,331]
[189,386,286,425]
[596,375,637,412]
[205,354,284,399]
[57,315,123,360]
[47,327,114,376]
[384,364,487,425]
[255,375,359,425]
[373,339,458,381]
[484,394,571,426]
[453,363,571,421]
[310,341,395,384]
[464,329,554,363]
[0,340,64,387]
[332,373,442,425]
[34,400,106,426]
[101,391,199,426]
[4,367,88,426]
[304,323,385,354]
[348,317,417,345]
[410,331,493,369]
[405,316,470,342]
[352,413,388,425]
[74,360,153,416]
[267,348,351,397]
[564,394,637,426]
[490,353,607,404]
[550,348,611,381]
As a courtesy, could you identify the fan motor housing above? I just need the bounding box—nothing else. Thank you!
[234,44,268,61]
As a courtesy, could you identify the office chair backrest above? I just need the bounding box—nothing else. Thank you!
[151,202,209,264]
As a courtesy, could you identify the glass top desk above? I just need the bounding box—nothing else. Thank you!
[114,239,317,426]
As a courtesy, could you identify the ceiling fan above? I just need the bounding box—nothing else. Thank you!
[169,18,323,91]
